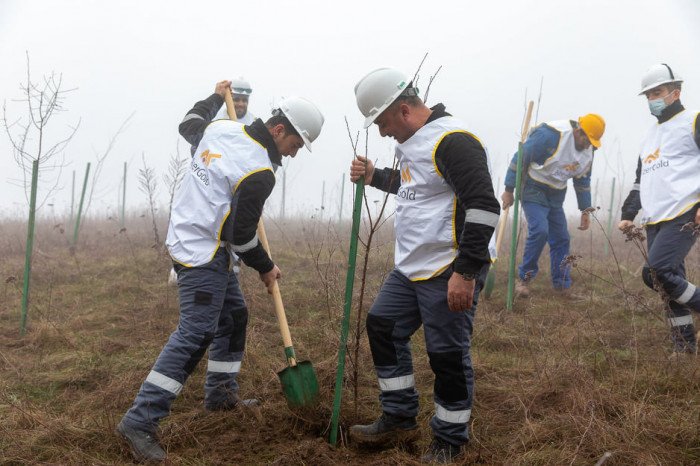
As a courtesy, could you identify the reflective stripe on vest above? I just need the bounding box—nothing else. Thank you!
[166,121,272,266]
[639,109,700,225]
[527,120,594,190]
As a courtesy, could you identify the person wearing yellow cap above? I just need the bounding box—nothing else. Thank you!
[619,63,700,355]
[501,114,605,298]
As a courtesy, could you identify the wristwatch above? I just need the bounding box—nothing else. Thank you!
[459,272,478,281]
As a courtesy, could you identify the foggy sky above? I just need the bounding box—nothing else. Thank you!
[1,0,699,221]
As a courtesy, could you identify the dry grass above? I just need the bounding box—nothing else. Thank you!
[0,213,698,465]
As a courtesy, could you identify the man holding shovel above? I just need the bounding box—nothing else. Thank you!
[619,63,700,355]
[501,113,605,298]
[171,78,257,282]
[348,67,500,463]
[117,96,324,463]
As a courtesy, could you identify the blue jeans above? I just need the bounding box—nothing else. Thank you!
[519,200,571,289]
[122,247,248,432]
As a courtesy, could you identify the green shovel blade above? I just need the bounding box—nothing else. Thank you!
[278,360,319,408]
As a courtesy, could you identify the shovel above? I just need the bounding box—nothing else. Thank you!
[257,221,320,408]
[224,87,319,408]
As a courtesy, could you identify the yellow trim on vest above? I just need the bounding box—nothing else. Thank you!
[538,123,563,166]
[528,177,567,190]
[644,198,700,225]
[171,256,194,268]
[694,112,699,139]
[431,130,484,178]
[656,108,686,125]
[410,261,453,282]
[243,126,266,150]
[233,167,273,193]
[409,194,457,282]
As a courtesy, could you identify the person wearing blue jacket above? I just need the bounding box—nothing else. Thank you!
[501,115,605,298]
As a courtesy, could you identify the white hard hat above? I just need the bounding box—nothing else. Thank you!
[231,76,253,96]
[639,64,683,95]
[354,68,419,128]
[276,96,324,151]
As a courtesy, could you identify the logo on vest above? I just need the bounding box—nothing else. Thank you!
[563,162,580,172]
[200,149,221,166]
[400,164,412,183]
[641,148,668,175]
[190,159,210,186]
[643,148,660,164]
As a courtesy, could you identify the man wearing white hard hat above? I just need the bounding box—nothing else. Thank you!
[348,67,500,463]
[173,77,258,282]
[180,77,257,155]
[619,63,700,355]
[117,96,324,462]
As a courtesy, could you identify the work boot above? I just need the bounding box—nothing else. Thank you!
[349,412,419,448]
[515,280,530,298]
[116,419,166,463]
[420,437,465,464]
[205,394,260,411]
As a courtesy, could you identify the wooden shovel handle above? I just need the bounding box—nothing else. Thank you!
[257,221,297,366]
[224,87,237,122]
[224,88,297,366]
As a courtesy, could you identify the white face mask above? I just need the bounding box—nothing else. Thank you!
[648,92,673,116]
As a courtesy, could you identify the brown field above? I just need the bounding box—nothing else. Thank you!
[0,212,699,465]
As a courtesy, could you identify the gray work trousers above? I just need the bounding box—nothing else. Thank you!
[122,247,248,432]
[366,265,487,447]
[643,204,699,352]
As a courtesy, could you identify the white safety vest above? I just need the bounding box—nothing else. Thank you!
[166,120,273,266]
[639,109,700,225]
[527,120,594,189]
[394,116,496,280]
[214,107,256,125]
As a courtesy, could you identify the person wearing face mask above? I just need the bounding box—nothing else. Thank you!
[501,114,606,299]
[619,63,700,356]
[117,97,324,463]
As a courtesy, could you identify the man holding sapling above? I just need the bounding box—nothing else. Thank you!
[348,67,500,463]
[619,63,700,355]
[116,96,324,463]
[501,113,606,299]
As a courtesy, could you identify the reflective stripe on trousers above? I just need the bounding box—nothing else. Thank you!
[122,248,248,432]
[366,266,486,446]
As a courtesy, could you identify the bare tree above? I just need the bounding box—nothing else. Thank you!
[138,153,160,247]
[162,140,187,224]
[83,112,135,215]
[2,52,80,209]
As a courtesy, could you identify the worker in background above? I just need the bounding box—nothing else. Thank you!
[501,113,606,298]
[619,63,700,355]
[117,96,324,463]
[180,77,257,154]
[348,67,500,464]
